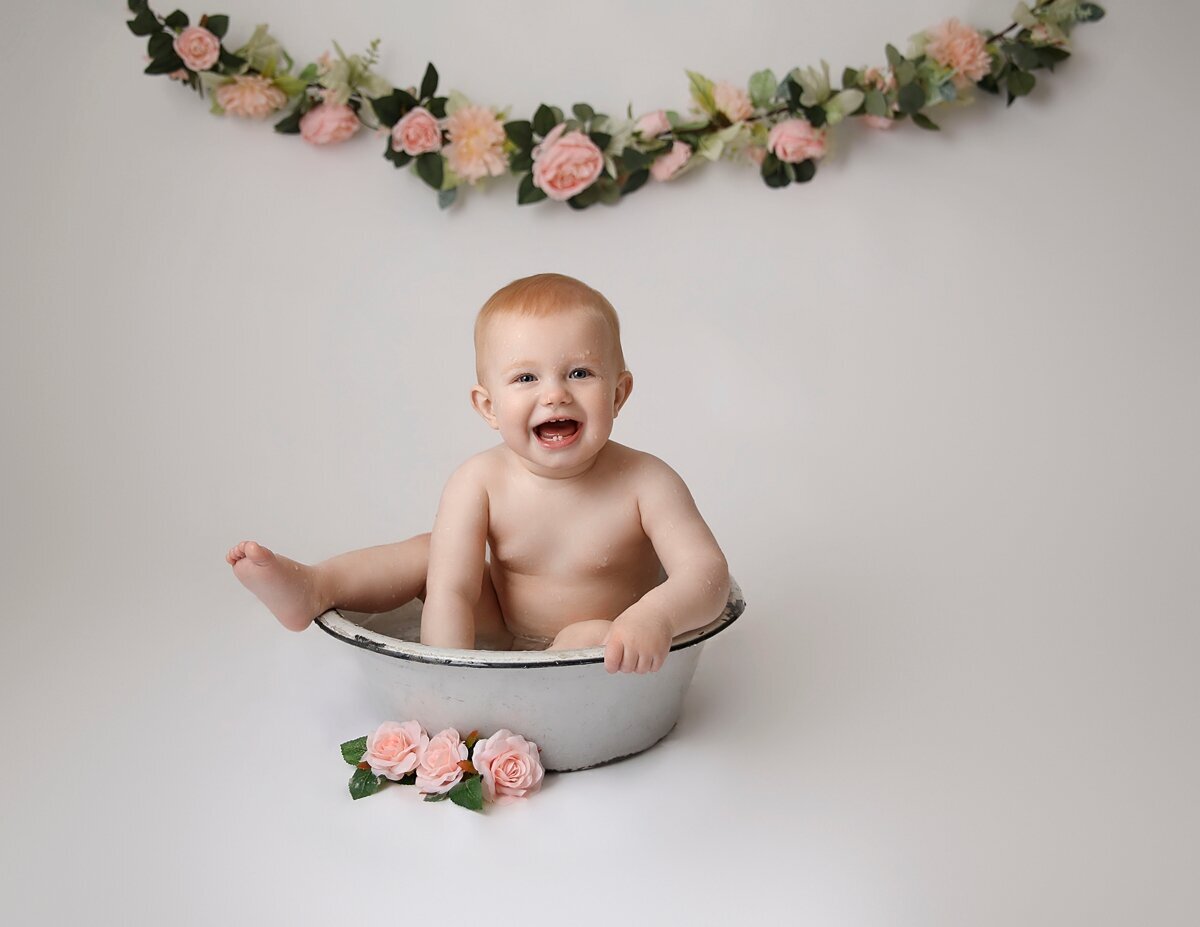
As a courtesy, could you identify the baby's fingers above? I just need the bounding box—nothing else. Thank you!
[604,637,624,674]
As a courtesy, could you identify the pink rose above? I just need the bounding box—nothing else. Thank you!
[767,119,827,163]
[714,81,753,122]
[364,720,428,780]
[392,106,443,156]
[173,26,220,72]
[300,101,361,145]
[215,75,288,119]
[531,123,605,201]
[471,729,544,804]
[634,110,671,138]
[416,729,469,795]
[924,18,993,87]
[650,141,691,182]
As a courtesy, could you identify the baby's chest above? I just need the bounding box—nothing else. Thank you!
[488,490,652,576]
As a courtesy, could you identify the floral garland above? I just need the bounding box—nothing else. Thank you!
[127,1,1105,211]
[342,721,544,811]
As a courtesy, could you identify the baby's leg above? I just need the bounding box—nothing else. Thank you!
[546,619,614,651]
[228,534,432,632]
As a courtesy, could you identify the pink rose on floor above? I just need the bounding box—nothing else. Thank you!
[531,123,605,201]
[635,110,671,137]
[650,141,691,181]
[215,75,288,119]
[300,101,360,145]
[472,729,544,804]
[767,119,827,163]
[443,104,509,184]
[924,18,993,87]
[392,106,443,156]
[365,721,428,780]
[173,26,220,72]
[416,729,470,795]
[714,81,753,122]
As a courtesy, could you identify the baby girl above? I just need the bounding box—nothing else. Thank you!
[227,273,730,674]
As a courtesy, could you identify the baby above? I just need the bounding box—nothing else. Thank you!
[227,273,730,674]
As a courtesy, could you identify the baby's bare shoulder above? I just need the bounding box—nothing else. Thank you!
[446,447,506,490]
[602,442,690,493]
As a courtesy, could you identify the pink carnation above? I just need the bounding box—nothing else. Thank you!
[767,119,826,163]
[364,720,428,781]
[924,18,994,87]
[443,105,509,184]
[173,25,220,72]
[650,141,691,182]
[215,75,288,119]
[472,729,544,804]
[714,81,753,122]
[392,106,443,156]
[634,110,671,137]
[416,729,470,795]
[300,101,360,145]
[531,123,605,201]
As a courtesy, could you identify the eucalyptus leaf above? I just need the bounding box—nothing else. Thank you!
[1007,69,1036,97]
[885,44,904,69]
[911,112,940,131]
[572,102,595,123]
[864,88,888,118]
[897,82,925,114]
[749,69,777,109]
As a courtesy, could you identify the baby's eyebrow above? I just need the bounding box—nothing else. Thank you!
[501,355,595,375]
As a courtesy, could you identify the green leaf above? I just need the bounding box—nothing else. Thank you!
[895,60,917,86]
[761,153,789,188]
[588,131,611,151]
[510,150,533,173]
[842,67,860,89]
[532,103,557,138]
[620,148,653,171]
[1076,3,1105,22]
[384,145,412,168]
[144,52,186,75]
[911,112,940,131]
[572,102,595,123]
[420,62,438,99]
[596,178,621,205]
[428,96,447,118]
[424,790,452,801]
[449,776,484,811]
[685,70,716,115]
[340,736,368,765]
[394,88,419,111]
[416,152,444,190]
[438,188,457,210]
[164,10,188,30]
[399,771,417,786]
[205,14,230,39]
[274,106,304,134]
[297,63,318,83]
[1006,69,1036,98]
[518,173,548,205]
[349,767,383,800]
[793,159,816,183]
[864,88,888,118]
[147,31,173,58]
[621,168,650,197]
[370,91,404,127]
[217,47,245,72]
[749,69,777,109]
[127,8,160,36]
[504,120,533,150]
[1010,43,1041,71]
[128,0,150,12]
[897,82,925,115]
[885,44,904,69]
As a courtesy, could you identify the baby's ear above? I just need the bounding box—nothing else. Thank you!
[470,385,499,429]
[612,370,633,417]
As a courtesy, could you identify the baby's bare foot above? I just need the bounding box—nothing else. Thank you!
[227,541,322,632]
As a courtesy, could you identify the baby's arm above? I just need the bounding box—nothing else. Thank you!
[420,458,490,649]
[605,457,730,674]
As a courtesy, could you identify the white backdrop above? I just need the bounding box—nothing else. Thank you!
[2,2,1197,924]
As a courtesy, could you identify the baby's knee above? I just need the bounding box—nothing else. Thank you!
[548,619,613,651]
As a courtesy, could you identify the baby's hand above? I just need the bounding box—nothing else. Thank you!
[604,611,674,674]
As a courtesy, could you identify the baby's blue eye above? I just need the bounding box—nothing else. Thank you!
[568,368,591,379]
[514,374,536,383]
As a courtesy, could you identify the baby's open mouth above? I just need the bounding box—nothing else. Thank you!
[534,418,581,444]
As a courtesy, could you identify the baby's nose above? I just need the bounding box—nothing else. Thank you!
[542,382,573,404]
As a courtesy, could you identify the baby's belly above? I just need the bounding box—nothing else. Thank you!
[491,563,663,641]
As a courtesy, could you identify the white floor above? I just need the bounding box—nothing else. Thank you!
[2,2,1197,924]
